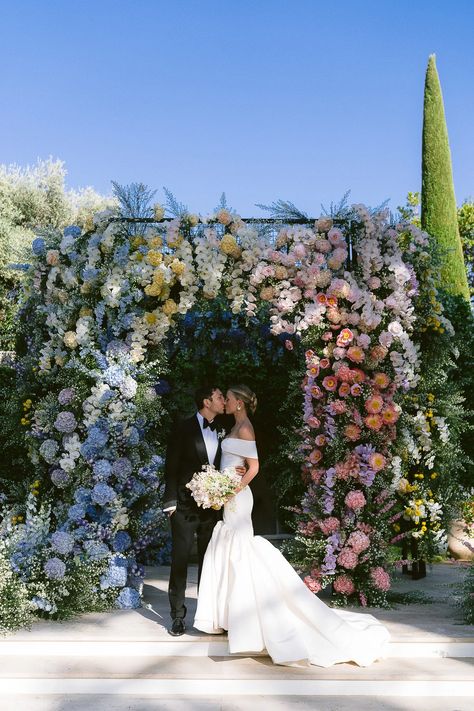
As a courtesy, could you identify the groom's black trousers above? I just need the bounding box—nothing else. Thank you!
[168,508,219,620]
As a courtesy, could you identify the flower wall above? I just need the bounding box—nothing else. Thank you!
[0,201,463,628]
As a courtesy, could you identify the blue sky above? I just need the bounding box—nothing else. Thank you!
[0,0,472,215]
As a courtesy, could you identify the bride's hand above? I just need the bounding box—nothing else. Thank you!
[236,466,246,477]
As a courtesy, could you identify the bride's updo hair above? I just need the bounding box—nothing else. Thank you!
[229,384,257,415]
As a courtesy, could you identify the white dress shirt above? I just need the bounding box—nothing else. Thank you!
[196,411,219,465]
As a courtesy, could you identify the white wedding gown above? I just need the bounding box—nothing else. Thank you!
[194,438,390,667]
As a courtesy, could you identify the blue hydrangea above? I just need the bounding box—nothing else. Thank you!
[113,531,131,553]
[74,487,92,505]
[54,411,77,433]
[31,595,57,613]
[32,237,46,256]
[64,225,81,238]
[68,504,86,522]
[94,352,108,369]
[91,482,116,506]
[112,457,132,479]
[126,427,140,446]
[81,426,108,460]
[114,244,130,265]
[51,468,71,488]
[116,587,141,609]
[93,459,112,480]
[100,563,127,589]
[88,234,101,248]
[39,439,59,463]
[44,557,66,580]
[50,531,75,555]
[99,389,117,404]
[83,540,110,560]
[103,365,126,387]
[106,339,130,357]
[82,266,99,282]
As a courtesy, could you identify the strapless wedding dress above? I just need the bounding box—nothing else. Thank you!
[194,438,390,667]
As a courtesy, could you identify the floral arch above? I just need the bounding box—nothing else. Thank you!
[0,201,453,628]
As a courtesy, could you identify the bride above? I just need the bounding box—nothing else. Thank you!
[194,384,391,667]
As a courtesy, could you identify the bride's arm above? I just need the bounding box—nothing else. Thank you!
[235,423,259,492]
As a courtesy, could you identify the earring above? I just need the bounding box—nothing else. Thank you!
[237,406,241,411]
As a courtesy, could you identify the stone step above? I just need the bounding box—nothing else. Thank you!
[1,637,473,659]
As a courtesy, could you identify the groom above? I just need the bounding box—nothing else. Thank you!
[163,385,226,636]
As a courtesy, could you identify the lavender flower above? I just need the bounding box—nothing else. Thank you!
[112,458,132,478]
[44,557,66,579]
[54,411,77,433]
[58,388,76,406]
[50,531,74,555]
[51,468,71,488]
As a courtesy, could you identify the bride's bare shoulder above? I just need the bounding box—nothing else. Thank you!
[238,421,255,441]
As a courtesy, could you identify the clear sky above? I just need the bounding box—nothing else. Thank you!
[0,0,472,216]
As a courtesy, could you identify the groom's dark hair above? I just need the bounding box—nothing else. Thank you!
[195,385,220,410]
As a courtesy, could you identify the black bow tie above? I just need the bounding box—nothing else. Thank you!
[203,418,217,431]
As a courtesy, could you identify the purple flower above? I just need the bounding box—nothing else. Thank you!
[54,411,77,433]
[51,469,71,488]
[44,557,66,579]
[58,388,76,406]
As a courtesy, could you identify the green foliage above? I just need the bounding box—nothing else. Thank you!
[457,201,474,297]
[421,55,470,300]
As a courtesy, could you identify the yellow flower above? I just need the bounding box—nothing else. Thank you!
[63,331,78,349]
[144,312,157,325]
[23,399,32,408]
[17,515,24,522]
[144,283,162,297]
[162,299,178,317]
[149,235,163,249]
[152,270,165,286]
[393,523,400,532]
[131,236,146,248]
[79,307,93,318]
[430,472,438,480]
[170,259,186,276]
[20,417,29,426]
[146,250,163,267]
[153,203,165,221]
[220,234,241,259]
[31,490,39,497]
[167,234,183,248]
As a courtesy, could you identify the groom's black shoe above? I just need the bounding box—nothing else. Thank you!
[169,618,186,636]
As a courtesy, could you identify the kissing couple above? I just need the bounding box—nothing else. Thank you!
[163,384,390,667]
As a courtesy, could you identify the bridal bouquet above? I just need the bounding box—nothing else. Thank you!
[186,464,241,510]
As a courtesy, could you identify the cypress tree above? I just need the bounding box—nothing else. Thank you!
[421,54,469,300]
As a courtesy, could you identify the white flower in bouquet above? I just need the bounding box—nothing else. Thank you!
[186,464,242,510]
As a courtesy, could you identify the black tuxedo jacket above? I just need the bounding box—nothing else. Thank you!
[163,414,222,511]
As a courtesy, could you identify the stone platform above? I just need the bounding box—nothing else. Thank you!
[0,562,473,710]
